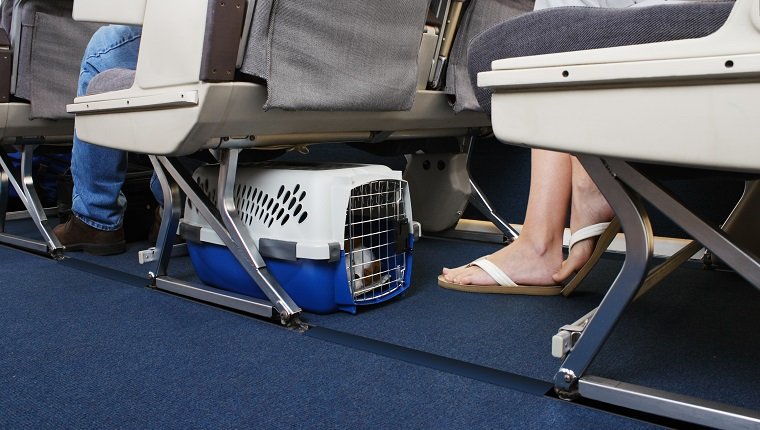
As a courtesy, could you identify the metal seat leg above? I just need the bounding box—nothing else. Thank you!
[150,153,304,327]
[557,157,760,429]
[146,155,182,279]
[462,134,520,243]
[553,155,653,397]
[0,144,63,257]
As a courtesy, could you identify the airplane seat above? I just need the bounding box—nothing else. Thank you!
[474,0,760,427]
[68,0,529,325]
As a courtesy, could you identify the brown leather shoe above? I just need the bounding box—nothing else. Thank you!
[53,216,126,256]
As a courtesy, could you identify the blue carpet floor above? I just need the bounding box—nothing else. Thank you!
[5,213,760,423]
[3,135,757,427]
[0,245,659,429]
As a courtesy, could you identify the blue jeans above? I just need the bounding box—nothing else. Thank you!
[71,25,142,231]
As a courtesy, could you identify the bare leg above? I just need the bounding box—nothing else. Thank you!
[441,149,571,286]
[552,156,615,283]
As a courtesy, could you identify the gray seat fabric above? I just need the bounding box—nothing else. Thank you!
[241,0,273,80]
[86,68,136,96]
[444,0,535,113]
[29,13,100,119]
[240,0,429,112]
[1,1,12,36]
[13,0,100,119]
[467,2,734,113]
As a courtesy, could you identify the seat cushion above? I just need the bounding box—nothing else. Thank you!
[468,2,734,113]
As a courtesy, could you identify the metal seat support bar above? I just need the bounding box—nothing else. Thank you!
[155,276,275,318]
[148,155,182,278]
[554,155,652,394]
[0,164,8,230]
[609,159,760,289]
[468,177,520,243]
[0,145,63,257]
[462,134,519,243]
[579,376,760,430]
[156,154,302,323]
[556,157,760,428]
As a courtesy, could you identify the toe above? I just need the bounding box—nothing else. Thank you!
[552,263,575,283]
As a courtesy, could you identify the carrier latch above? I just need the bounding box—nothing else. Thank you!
[395,218,412,253]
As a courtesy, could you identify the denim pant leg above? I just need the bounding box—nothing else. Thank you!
[71,25,141,231]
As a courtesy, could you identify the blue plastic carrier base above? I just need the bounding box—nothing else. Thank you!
[186,236,413,314]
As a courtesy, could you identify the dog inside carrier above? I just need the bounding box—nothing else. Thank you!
[180,162,415,314]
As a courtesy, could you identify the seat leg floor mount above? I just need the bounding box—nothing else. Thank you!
[147,151,304,328]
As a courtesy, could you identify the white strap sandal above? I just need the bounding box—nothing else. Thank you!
[437,257,563,296]
[560,217,621,296]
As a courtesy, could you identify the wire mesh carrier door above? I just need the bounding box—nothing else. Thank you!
[180,162,414,314]
[345,179,412,303]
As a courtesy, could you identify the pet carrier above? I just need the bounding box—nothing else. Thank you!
[180,162,414,314]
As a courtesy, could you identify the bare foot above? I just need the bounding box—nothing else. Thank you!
[441,233,564,287]
[552,167,615,283]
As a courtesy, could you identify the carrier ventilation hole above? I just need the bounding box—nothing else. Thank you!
[229,183,309,228]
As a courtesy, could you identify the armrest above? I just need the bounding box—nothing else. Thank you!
[72,0,147,25]
[479,0,760,90]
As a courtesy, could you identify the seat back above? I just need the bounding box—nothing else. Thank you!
[237,0,431,111]
[444,0,534,112]
[8,0,99,119]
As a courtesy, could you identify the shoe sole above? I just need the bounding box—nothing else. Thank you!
[437,275,563,295]
[63,241,126,256]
